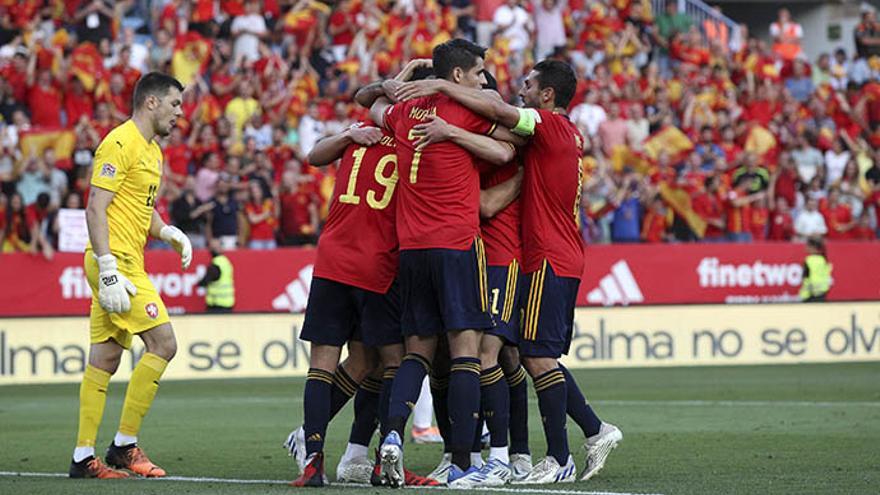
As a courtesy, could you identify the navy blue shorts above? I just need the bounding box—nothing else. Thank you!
[399,238,495,336]
[300,277,402,348]
[519,260,580,358]
[485,261,523,345]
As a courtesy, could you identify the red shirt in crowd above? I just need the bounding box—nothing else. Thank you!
[383,94,494,251]
[64,89,94,126]
[280,183,319,237]
[750,205,769,240]
[479,160,521,267]
[773,167,798,207]
[822,203,853,240]
[164,143,192,184]
[767,208,794,241]
[725,190,751,234]
[641,209,667,242]
[520,109,586,278]
[692,190,725,239]
[28,83,63,127]
[313,125,399,293]
[245,198,277,240]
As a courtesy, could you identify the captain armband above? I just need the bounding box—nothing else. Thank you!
[511,108,539,137]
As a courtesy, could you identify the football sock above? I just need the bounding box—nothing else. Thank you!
[429,371,450,452]
[384,353,430,438]
[348,377,381,447]
[72,446,95,463]
[505,365,530,455]
[534,368,569,465]
[74,365,111,456]
[560,364,602,437]
[480,365,510,452]
[412,377,434,429]
[329,364,359,419]
[113,432,137,447]
[341,442,369,463]
[470,451,484,469]
[379,366,397,429]
[471,416,483,454]
[118,353,168,438]
[448,357,481,470]
[489,446,509,464]
[303,368,334,456]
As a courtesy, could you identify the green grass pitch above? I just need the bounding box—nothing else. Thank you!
[1,362,878,494]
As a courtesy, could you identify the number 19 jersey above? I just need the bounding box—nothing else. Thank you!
[313,124,399,293]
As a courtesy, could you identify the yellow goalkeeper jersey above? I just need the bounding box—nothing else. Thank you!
[88,120,164,263]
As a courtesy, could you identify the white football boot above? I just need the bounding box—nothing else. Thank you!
[518,455,576,484]
[509,453,533,483]
[282,426,307,473]
[336,455,373,484]
[580,422,623,481]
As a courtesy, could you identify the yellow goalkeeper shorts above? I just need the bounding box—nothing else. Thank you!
[84,250,170,349]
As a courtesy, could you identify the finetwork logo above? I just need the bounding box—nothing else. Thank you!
[59,265,207,299]
[586,261,644,306]
[272,265,314,313]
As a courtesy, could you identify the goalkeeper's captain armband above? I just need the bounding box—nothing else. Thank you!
[512,108,539,137]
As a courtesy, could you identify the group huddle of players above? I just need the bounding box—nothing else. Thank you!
[284,38,623,488]
[65,37,621,488]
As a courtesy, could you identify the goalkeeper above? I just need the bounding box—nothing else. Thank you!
[69,73,192,480]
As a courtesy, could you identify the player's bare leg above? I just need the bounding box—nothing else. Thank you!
[105,323,176,478]
[70,340,129,479]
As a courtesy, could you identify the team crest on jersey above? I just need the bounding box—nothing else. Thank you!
[99,163,116,178]
[145,303,159,319]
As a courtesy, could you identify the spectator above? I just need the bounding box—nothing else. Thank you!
[791,135,824,184]
[794,196,828,240]
[533,0,565,60]
[768,196,795,241]
[785,60,814,103]
[171,177,213,249]
[298,103,327,157]
[195,152,222,202]
[16,158,51,206]
[231,2,268,64]
[822,187,854,240]
[609,174,642,243]
[770,8,803,62]
[206,179,240,251]
[693,176,726,242]
[225,81,260,136]
[851,211,876,240]
[854,10,880,59]
[244,181,278,249]
[278,170,320,246]
[641,195,669,243]
[823,138,850,186]
[597,103,628,157]
[2,192,30,252]
[570,89,607,137]
[493,0,533,74]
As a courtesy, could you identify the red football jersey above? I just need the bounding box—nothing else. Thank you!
[479,160,521,266]
[520,110,585,278]
[313,126,399,293]
[384,94,495,250]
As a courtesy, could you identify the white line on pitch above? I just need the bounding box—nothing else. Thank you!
[597,400,880,408]
[0,471,663,495]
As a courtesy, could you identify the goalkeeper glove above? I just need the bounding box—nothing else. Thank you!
[160,225,193,269]
[96,254,137,313]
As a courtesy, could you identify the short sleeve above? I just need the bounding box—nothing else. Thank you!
[383,103,399,132]
[90,138,129,192]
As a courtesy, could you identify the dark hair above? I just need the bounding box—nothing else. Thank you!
[481,70,498,91]
[432,39,486,80]
[532,59,577,109]
[132,72,184,110]
[410,66,435,81]
[37,192,51,209]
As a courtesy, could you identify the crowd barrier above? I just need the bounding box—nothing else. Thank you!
[1,302,877,384]
[1,242,878,317]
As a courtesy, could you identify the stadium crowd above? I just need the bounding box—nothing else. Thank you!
[2,0,880,256]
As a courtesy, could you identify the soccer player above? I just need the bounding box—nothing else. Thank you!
[367,39,518,487]
[396,59,623,483]
[287,121,404,487]
[409,73,530,487]
[69,72,192,479]
[288,59,440,488]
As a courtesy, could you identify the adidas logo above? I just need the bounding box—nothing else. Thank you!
[307,433,322,442]
[586,261,644,307]
[272,265,314,313]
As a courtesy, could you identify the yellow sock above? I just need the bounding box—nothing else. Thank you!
[76,365,112,448]
[118,353,168,437]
